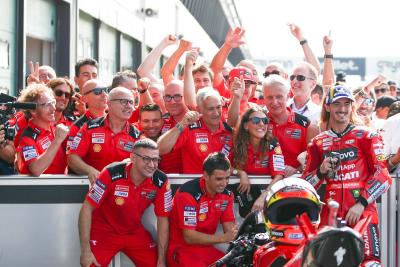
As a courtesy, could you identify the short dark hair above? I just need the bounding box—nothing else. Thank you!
[139,104,162,118]
[203,152,231,175]
[111,70,138,89]
[133,138,158,151]
[74,58,98,77]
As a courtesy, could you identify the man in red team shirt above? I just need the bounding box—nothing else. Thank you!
[67,87,141,183]
[158,87,233,174]
[158,80,189,173]
[16,84,69,175]
[79,138,171,267]
[167,152,238,267]
[262,74,318,177]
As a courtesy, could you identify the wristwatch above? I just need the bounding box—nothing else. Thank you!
[232,168,239,176]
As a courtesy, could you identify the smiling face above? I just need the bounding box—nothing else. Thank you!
[53,83,71,112]
[263,83,288,118]
[199,96,222,128]
[33,92,57,123]
[204,169,230,195]
[290,66,316,100]
[139,110,163,139]
[244,111,268,140]
[108,87,134,121]
[325,98,353,126]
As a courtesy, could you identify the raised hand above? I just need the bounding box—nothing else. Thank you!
[27,61,40,85]
[225,27,245,48]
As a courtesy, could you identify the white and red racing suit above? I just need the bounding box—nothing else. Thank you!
[302,124,392,264]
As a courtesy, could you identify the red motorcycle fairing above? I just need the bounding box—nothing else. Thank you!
[253,242,298,267]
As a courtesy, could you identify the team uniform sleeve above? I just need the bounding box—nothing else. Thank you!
[359,132,392,204]
[153,179,173,217]
[17,136,40,167]
[214,80,231,99]
[174,192,198,231]
[172,127,189,151]
[85,170,111,208]
[67,124,90,157]
[302,138,324,189]
[220,193,235,223]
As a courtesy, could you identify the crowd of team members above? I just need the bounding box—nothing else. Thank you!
[0,24,399,266]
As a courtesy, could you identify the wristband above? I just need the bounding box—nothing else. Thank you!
[324,54,333,59]
[357,197,368,208]
[300,39,308,45]
[138,88,147,94]
[175,123,184,134]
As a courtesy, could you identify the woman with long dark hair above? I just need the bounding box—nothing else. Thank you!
[233,106,285,210]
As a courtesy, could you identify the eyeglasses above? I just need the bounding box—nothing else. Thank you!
[134,152,161,164]
[248,116,269,125]
[263,70,280,78]
[374,88,387,94]
[163,94,183,102]
[290,75,315,82]
[110,98,134,106]
[54,90,72,99]
[363,98,375,106]
[84,87,109,95]
[38,100,56,108]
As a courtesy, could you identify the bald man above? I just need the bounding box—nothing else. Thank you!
[68,87,141,183]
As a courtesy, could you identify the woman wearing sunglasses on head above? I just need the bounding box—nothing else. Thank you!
[232,106,285,211]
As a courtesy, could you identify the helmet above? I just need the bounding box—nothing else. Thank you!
[264,177,322,245]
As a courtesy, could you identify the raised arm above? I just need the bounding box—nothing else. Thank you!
[137,77,154,107]
[160,39,192,85]
[288,23,321,74]
[137,35,177,83]
[183,48,199,110]
[227,76,245,127]
[322,35,334,92]
[210,27,245,87]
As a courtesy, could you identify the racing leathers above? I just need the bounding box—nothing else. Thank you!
[303,124,392,264]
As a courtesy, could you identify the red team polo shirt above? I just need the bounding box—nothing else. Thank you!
[158,114,182,173]
[267,108,310,168]
[242,138,286,176]
[86,162,172,234]
[16,120,67,174]
[173,119,233,174]
[168,177,235,248]
[68,116,141,171]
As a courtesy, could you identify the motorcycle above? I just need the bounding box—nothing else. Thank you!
[210,178,368,267]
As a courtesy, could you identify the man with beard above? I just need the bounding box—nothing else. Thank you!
[303,85,391,266]
[16,84,69,175]
[68,87,141,183]
[79,139,171,267]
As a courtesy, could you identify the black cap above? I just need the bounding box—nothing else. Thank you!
[388,80,397,86]
[375,96,397,109]
[336,71,347,82]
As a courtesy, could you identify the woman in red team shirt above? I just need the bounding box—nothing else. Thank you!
[233,107,285,210]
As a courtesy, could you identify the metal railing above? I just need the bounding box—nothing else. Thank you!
[0,174,398,266]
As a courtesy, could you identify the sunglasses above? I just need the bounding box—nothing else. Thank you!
[84,87,109,95]
[263,70,280,78]
[248,116,269,125]
[363,98,375,106]
[163,94,183,102]
[54,89,72,98]
[374,88,387,94]
[110,98,134,106]
[290,74,314,82]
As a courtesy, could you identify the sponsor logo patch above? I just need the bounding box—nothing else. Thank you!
[22,146,38,161]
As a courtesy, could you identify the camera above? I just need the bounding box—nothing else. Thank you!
[1,93,37,141]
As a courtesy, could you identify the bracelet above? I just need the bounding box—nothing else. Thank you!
[357,197,368,208]
[138,89,147,94]
[175,123,184,134]
[324,54,333,59]
[300,39,308,45]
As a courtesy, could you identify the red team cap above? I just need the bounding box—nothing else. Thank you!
[228,67,256,84]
